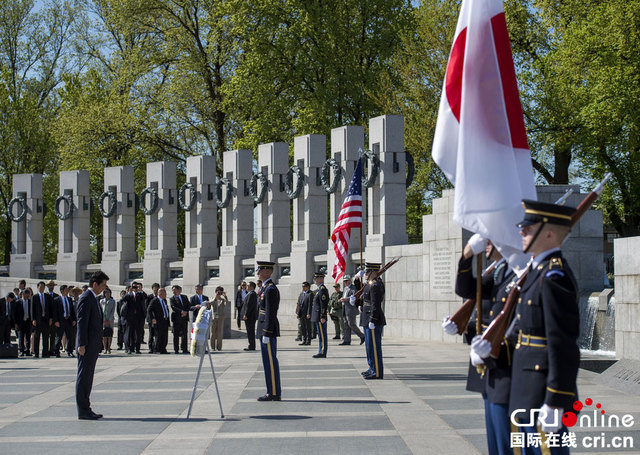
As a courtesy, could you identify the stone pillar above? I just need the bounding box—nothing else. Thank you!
[614,236,640,361]
[219,150,254,287]
[143,161,178,286]
[327,126,366,283]
[255,142,290,266]
[291,135,327,284]
[9,174,44,278]
[366,115,407,262]
[183,155,218,288]
[100,166,136,285]
[56,170,91,281]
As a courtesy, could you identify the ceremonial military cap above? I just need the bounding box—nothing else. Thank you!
[364,262,381,271]
[256,261,275,270]
[342,275,351,281]
[313,271,325,278]
[517,199,576,228]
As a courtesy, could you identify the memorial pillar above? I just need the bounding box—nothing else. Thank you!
[366,115,407,262]
[219,150,254,287]
[9,173,44,278]
[327,126,366,283]
[291,134,327,284]
[56,170,91,281]
[255,142,290,267]
[143,161,178,285]
[183,155,218,288]
[101,166,136,285]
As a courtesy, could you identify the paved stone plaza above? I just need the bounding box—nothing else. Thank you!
[1,331,639,455]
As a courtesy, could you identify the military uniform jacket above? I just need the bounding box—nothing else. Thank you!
[342,284,360,317]
[310,284,329,323]
[360,278,386,327]
[256,280,280,338]
[509,251,579,417]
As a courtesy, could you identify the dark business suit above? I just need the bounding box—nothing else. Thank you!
[189,293,209,320]
[171,294,190,353]
[148,297,170,353]
[47,291,59,354]
[121,293,139,353]
[241,290,258,350]
[54,295,77,355]
[116,298,125,349]
[76,289,103,417]
[296,291,312,345]
[14,298,31,354]
[134,291,147,347]
[31,292,53,357]
[0,297,13,344]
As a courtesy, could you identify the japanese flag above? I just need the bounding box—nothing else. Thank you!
[432,0,536,264]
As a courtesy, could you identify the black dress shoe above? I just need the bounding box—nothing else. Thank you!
[55,352,61,358]
[298,342,307,346]
[91,411,103,418]
[244,347,256,351]
[257,394,281,401]
[364,374,382,380]
[360,337,365,345]
[361,370,373,376]
[78,414,99,420]
[332,336,340,340]
[294,337,302,341]
[338,342,351,345]
[312,353,326,358]
[34,354,39,358]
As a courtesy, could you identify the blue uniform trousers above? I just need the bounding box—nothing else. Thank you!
[363,325,373,374]
[316,321,328,355]
[485,400,512,455]
[260,338,281,397]
[365,326,383,378]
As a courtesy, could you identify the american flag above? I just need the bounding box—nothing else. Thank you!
[331,157,363,281]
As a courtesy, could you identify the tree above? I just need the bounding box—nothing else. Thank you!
[0,0,80,264]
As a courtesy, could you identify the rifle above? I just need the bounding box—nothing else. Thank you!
[353,257,401,300]
[449,260,497,336]
[481,173,612,357]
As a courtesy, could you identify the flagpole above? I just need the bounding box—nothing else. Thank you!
[359,148,364,272]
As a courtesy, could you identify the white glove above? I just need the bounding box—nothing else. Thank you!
[470,349,484,366]
[442,317,458,336]
[368,322,375,329]
[468,234,489,255]
[471,336,492,358]
[349,295,356,306]
[262,336,269,345]
[538,404,563,432]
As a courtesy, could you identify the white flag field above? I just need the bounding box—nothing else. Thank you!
[431,0,536,267]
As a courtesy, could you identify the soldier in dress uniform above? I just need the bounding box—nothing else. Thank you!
[310,272,329,358]
[357,262,386,380]
[509,199,579,455]
[255,261,282,401]
[444,234,518,455]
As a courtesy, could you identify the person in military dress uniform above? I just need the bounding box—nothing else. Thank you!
[310,272,329,358]
[509,199,579,455]
[255,261,282,401]
[356,262,386,379]
[445,234,518,455]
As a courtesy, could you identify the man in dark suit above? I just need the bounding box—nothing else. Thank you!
[54,285,77,358]
[15,289,32,356]
[189,283,209,320]
[145,283,160,353]
[255,261,281,401]
[148,287,170,354]
[45,280,59,355]
[295,282,313,346]
[32,281,54,358]
[116,290,126,350]
[121,286,138,354]
[132,282,147,350]
[1,292,15,344]
[76,270,109,420]
[241,281,258,351]
[170,285,190,354]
